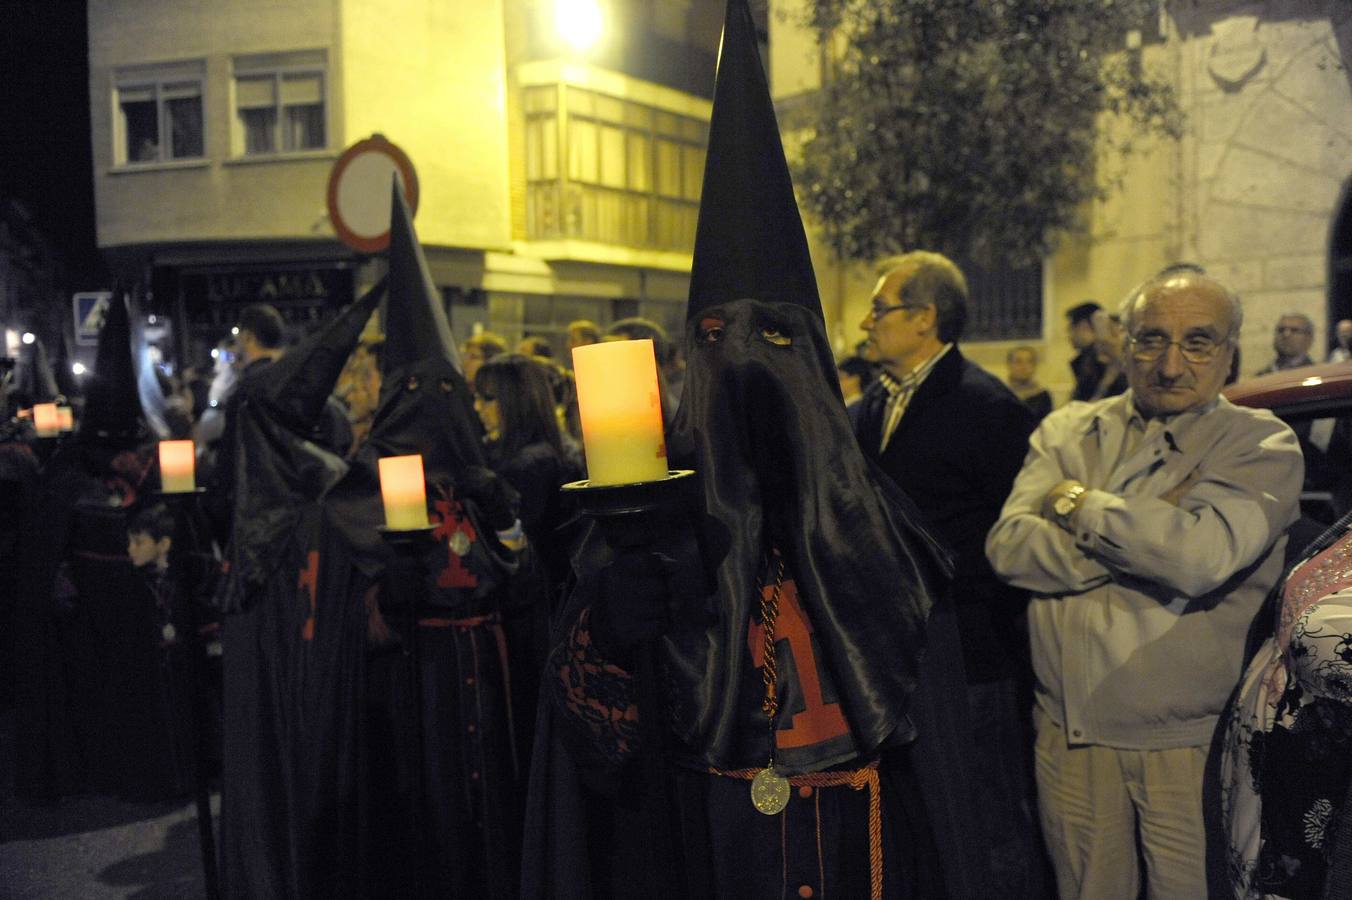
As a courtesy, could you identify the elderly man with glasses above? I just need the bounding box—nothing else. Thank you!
[1256,312,1316,375]
[986,270,1304,900]
[855,250,1045,895]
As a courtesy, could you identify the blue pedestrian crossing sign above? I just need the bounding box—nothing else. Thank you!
[73,292,112,346]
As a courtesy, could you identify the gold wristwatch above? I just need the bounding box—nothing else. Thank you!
[1052,482,1087,528]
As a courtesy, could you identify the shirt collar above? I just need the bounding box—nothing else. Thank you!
[879,343,952,396]
[1085,389,1222,451]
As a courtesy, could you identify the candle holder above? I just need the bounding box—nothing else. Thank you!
[561,469,695,535]
[155,486,208,498]
[151,485,220,900]
[376,523,437,891]
[560,469,702,896]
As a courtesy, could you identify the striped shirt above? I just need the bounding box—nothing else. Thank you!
[877,344,952,453]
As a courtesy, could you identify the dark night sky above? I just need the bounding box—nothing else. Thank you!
[1,0,103,286]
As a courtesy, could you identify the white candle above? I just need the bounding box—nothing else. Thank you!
[33,403,60,437]
[159,440,196,493]
[572,339,668,486]
[378,454,430,530]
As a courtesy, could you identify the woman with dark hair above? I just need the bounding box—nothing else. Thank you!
[473,354,582,547]
[473,354,583,764]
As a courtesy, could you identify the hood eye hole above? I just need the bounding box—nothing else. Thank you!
[698,316,725,344]
[439,378,454,393]
[405,375,420,391]
[760,327,792,346]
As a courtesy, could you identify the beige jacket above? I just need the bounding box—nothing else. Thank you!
[986,391,1303,749]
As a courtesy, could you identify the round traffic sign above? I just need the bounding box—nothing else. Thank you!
[326,135,419,254]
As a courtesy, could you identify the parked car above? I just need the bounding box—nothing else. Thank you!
[1225,360,1352,524]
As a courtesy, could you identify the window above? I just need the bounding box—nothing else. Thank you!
[232,51,327,156]
[523,84,709,251]
[959,257,1044,342]
[114,61,205,165]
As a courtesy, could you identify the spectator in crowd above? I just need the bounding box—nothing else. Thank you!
[1084,309,1128,402]
[473,353,584,767]
[518,334,553,359]
[1328,317,1352,362]
[1006,345,1053,421]
[205,304,351,541]
[1218,509,1352,900]
[335,338,382,452]
[1066,301,1105,402]
[835,354,875,428]
[986,269,1303,899]
[462,331,507,388]
[1257,312,1316,375]
[855,250,1045,895]
[565,319,601,355]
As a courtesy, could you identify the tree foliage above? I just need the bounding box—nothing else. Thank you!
[793,0,1184,268]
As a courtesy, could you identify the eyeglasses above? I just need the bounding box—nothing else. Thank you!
[867,302,926,321]
[1274,325,1312,335]
[1129,333,1231,364]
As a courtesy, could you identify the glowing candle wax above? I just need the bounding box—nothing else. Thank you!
[572,339,668,486]
[378,454,430,530]
[33,403,60,437]
[159,440,196,493]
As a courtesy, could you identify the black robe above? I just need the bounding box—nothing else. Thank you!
[219,447,523,899]
[521,299,992,899]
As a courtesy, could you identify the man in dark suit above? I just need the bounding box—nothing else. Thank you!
[855,250,1049,897]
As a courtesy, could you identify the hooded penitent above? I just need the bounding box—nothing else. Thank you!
[215,279,383,613]
[361,180,483,478]
[524,2,993,897]
[658,0,950,775]
[218,281,387,899]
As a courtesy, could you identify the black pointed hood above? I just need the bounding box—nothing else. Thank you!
[383,179,462,377]
[365,178,484,482]
[631,0,953,776]
[79,290,149,446]
[687,0,821,322]
[258,278,385,434]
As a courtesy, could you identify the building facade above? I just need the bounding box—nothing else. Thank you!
[768,0,1352,400]
[87,0,723,365]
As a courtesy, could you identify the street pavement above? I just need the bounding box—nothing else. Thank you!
[0,712,213,899]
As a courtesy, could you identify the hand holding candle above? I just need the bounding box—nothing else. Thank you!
[571,339,668,486]
[379,454,430,530]
[159,440,197,493]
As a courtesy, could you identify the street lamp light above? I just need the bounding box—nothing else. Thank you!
[555,0,603,52]
[21,331,36,345]
[71,362,87,376]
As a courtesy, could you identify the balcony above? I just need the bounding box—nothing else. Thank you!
[521,79,707,261]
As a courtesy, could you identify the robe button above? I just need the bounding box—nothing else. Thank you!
[467,724,477,734]
[798,886,814,898]
[470,771,480,780]
[465,677,475,685]
[798,786,812,799]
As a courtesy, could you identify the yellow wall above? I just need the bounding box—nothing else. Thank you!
[88,0,513,252]
[338,0,512,250]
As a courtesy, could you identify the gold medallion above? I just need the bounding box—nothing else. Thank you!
[750,767,790,816]
[449,530,471,557]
